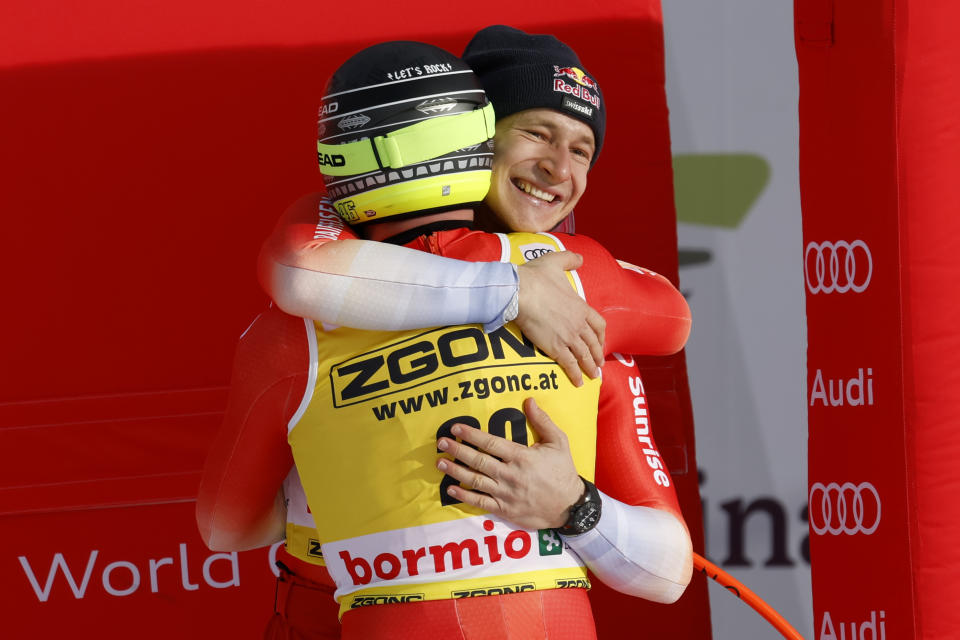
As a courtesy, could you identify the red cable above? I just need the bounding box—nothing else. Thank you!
[694,553,806,640]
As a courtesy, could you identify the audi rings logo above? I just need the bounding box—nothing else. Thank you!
[524,248,552,260]
[519,243,555,262]
[809,482,881,536]
[804,240,873,294]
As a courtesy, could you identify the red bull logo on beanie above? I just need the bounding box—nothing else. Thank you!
[554,66,598,89]
[552,66,600,110]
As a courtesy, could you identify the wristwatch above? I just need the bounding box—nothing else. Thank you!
[557,477,602,536]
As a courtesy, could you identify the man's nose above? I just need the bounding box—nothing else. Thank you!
[537,145,572,183]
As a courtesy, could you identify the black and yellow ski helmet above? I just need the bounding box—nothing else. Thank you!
[317,41,495,224]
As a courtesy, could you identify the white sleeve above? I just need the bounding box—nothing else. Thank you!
[560,489,693,604]
[269,241,519,333]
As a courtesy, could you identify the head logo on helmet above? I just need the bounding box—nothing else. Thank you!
[318,153,346,168]
[316,41,496,225]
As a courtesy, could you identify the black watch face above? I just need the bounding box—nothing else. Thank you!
[572,501,601,533]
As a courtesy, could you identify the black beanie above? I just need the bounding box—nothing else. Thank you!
[463,25,605,166]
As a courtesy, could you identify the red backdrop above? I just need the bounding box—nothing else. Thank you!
[0,1,708,637]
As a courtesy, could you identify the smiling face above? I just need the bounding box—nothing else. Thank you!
[483,108,595,233]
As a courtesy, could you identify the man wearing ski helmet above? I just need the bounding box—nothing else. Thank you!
[199,36,692,640]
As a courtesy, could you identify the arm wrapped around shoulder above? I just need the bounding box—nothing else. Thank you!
[259,193,519,331]
[562,234,691,356]
[268,243,519,331]
[560,489,693,603]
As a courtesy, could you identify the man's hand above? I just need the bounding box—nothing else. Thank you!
[515,251,605,387]
[436,398,584,530]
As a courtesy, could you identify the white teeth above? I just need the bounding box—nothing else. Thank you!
[516,180,556,202]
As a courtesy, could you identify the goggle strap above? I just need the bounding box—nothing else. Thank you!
[318,103,494,177]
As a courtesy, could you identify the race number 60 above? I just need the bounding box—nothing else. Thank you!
[436,407,528,505]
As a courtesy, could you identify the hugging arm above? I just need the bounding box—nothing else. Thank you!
[260,194,519,332]
[437,390,692,603]
[259,193,605,383]
[564,355,693,603]
[196,307,308,551]
[568,234,692,356]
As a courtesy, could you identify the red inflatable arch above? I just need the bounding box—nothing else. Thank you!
[797,0,960,637]
[0,1,709,636]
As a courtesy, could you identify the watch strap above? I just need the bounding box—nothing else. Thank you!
[557,477,602,536]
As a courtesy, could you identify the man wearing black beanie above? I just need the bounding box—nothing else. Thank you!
[463,25,606,235]
[463,25,605,160]
[239,30,693,640]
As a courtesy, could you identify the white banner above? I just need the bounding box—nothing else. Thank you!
[663,2,813,638]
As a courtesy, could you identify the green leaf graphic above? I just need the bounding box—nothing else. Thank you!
[672,153,770,228]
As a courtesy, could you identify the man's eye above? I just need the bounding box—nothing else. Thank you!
[524,130,547,140]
